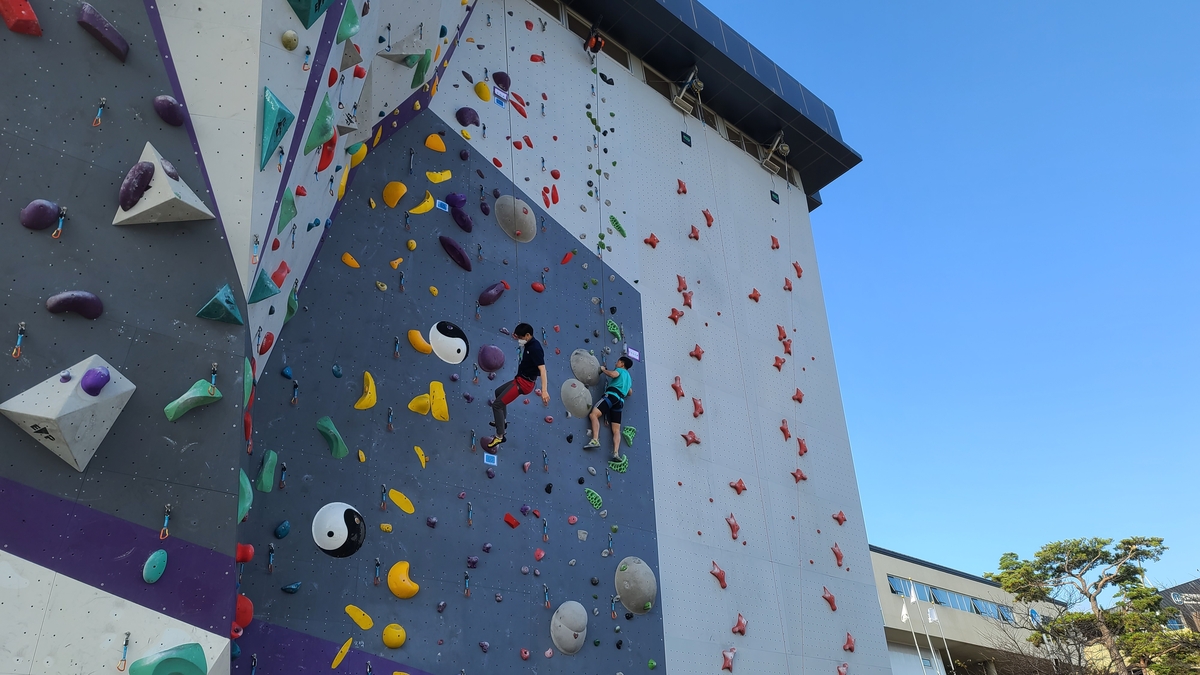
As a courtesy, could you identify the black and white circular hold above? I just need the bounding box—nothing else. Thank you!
[429,321,470,364]
[311,502,366,558]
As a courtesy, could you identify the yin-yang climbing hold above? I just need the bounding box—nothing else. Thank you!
[311,502,366,557]
[429,321,469,363]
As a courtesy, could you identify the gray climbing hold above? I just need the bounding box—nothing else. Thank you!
[560,378,592,418]
[143,548,168,583]
[153,95,186,127]
[570,350,602,386]
[495,195,537,243]
[550,600,588,655]
[77,2,129,62]
[614,556,657,615]
[20,199,60,230]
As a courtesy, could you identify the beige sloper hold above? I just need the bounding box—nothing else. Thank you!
[614,556,657,615]
[550,600,588,655]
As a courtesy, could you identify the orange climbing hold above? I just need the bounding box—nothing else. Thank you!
[792,389,804,404]
[822,587,837,611]
[797,438,808,456]
[668,308,684,324]
[703,209,713,227]
[732,612,747,634]
[2,0,42,36]
[833,511,847,525]
[424,134,447,152]
[677,275,687,292]
[780,419,790,441]
[643,233,659,248]
[710,561,727,589]
[773,356,786,370]
[782,339,792,355]
[692,397,703,418]
[671,376,684,400]
[688,225,700,240]
[783,278,793,291]
[771,235,780,250]
[792,261,803,278]
[681,431,701,446]
[258,332,275,355]
[729,478,746,495]
[676,179,687,195]
[791,468,807,483]
[681,291,693,308]
[748,288,760,302]
[689,344,704,360]
[530,54,544,62]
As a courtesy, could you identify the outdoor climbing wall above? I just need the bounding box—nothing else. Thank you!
[428,0,892,673]
[232,108,663,673]
[0,2,246,672]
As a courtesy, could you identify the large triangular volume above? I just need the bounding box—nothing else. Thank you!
[285,0,330,30]
[342,66,374,147]
[339,40,363,71]
[260,87,295,171]
[335,0,359,44]
[377,24,423,64]
[304,93,335,155]
[277,187,297,234]
[248,269,281,304]
[0,355,136,471]
[112,142,215,225]
[196,283,244,324]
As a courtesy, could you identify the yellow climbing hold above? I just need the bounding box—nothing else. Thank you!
[382,623,407,648]
[387,561,420,599]
[409,191,434,214]
[383,181,408,208]
[424,134,446,152]
[373,126,382,147]
[380,523,393,532]
[369,198,376,209]
[434,44,441,62]
[431,77,439,97]
[358,449,366,462]
[412,100,420,111]
[408,393,431,415]
[354,371,376,410]
[429,381,448,422]
[341,252,360,268]
[407,238,418,250]
[474,81,492,102]
[407,329,432,354]
[388,488,415,514]
[349,142,367,168]
[429,286,438,296]
[332,637,353,668]
[413,445,427,468]
[390,257,404,269]
[426,170,451,184]
[466,37,475,42]
[375,281,388,292]
[460,130,472,140]
[338,163,350,200]
[345,604,374,630]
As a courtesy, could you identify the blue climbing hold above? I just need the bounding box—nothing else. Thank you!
[282,582,302,594]
[230,642,241,659]
[332,364,343,378]
[275,520,291,538]
[281,366,293,379]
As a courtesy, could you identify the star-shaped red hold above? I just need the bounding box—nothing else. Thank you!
[731,613,747,635]
[689,225,700,240]
[822,586,837,611]
[832,510,847,526]
[681,291,693,307]
[783,339,792,355]
[777,325,787,341]
[773,356,786,371]
[843,633,855,652]
[783,278,792,291]
[797,438,808,456]
[792,389,805,404]
[770,235,780,250]
[780,418,791,441]
[722,647,736,671]
[703,208,714,227]
[669,308,684,324]
[681,430,701,446]
[793,261,803,278]
[677,178,687,194]
[729,478,747,495]
[710,561,727,588]
[726,513,740,540]
[832,543,844,567]
[791,468,807,483]
[692,397,704,418]
[677,275,688,292]
[838,663,849,675]
[671,376,685,400]
[690,344,704,360]
[748,288,761,302]
[643,233,660,248]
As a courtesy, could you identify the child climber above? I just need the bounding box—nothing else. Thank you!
[484,323,549,451]
[584,356,633,459]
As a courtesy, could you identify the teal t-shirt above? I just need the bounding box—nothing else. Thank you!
[607,368,631,400]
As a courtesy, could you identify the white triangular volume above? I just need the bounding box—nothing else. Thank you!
[342,66,374,147]
[339,39,363,71]
[112,142,216,225]
[0,355,136,472]
[377,26,424,64]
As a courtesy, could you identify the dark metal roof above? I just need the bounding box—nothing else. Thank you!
[870,545,1004,589]
[560,0,861,208]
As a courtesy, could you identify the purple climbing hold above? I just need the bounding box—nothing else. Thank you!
[492,188,502,199]
[426,517,438,528]
[119,161,156,211]
[450,206,473,233]
[45,290,104,319]
[437,601,447,612]
[159,158,180,180]
[153,95,186,127]
[80,367,111,396]
[486,467,496,479]
[487,372,496,380]
[482,542,492,553]
[477,282,505,307]
[455,107,480,127]
[438,235,472,271]
[445,192,467,209]
[520,504,531,516]
[463,393,474,402]
[461,70,473,83]
[477,345,505,373]
[77,2,129,62]
[493,71,511,91]
[479,641,490,653]
[459,149,470,161]
[19,199,60,230]
[450,373,460,382]
[466,556,479,568]
[59,370,72,383]
[480,200,491,216]
[521,566,530,575]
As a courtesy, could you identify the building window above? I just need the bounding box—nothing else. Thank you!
[566,12,589,40]
[527,0,562,22]
[888,576,909,596]
[1030,608,1041,625]
[922,659,933,667]
[998,605,1015,624]
[691,104,717,128]
[973,598,1001,620]
[601,40,630,70]
[931,586,976,613]
[642,65,674,100]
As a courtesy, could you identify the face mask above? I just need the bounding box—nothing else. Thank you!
[517,338,528,346]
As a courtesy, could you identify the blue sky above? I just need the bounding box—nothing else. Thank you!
[703,1,1199,588]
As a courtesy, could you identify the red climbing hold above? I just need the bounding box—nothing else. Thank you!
[791,468,807,483]
[792,261,803,278]
[777,325,787,341]
[792,389,804,404]
[748,288,760,302]
[542,93,548,100]
[542,192,551,208]
[530,54,544,62]
[234,594,254,628]
[271,260,291,287]
[1,0,42,36]
[294,185,307,196]
[235,543,255,563]
[531,282,545,293]
[677,179,687,195]
[521,648,531,660]
[668,308,684,324]
[692,397,704,418]
[838,663,849,675]
[780,419,790,441]
[833,511,847,526]
[722,647,736,671]
[782,339,792,355]
[689,344,704,360]
[703,209,714,227]
[550,169,561,179]
[327,67,337,87]
[353,64,366,79]
[729,478,746,495]
[843,633,855,652]
[822,587,837,611]
[317,128,338,172]
[513,140,523,150]
[783,278,793,291]
[731,612,747,635]
[271,238,281,251]
[550,184,559,204]
[524,19,533,30]
[511,99,528,118]
[726,514,739,540]
[770,235,780,250]
[688,225,700,240]
[676,275,687,292]
[504,513,520,528]
[534,548,545,561]
[492,157,503,168]
[560,250,575,264]
[523,135,533,148]
[671,376,684,400]
[643,233,659,248]
[681,291,693,308]
[681,430,701,446]
[797,438,808,456]
[258,332,275,355]
[773,356,786,371]
[832,543,844,567]
[710,561,727,588]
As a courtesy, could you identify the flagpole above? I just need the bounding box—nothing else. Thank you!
[931,611,959,675]
[901,596,931,675]
[908,579,945,675]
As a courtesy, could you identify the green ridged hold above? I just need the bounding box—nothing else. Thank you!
[260,87,295,171]
[316,416,349,458]
[411,49,432,89]
[335,0,359,43]
[163,380,223,422]
[284,283,299,324]
[243,357,253,408]
[304,93,335,156]
[284,0,330,29]
[248,269,281,304]
[195,284,244,325]
[622,425,637,447]
[128,642,206,675]
[608,454,628,474]
[401,53,421,68]
[607,319,622,340]
[584,487,602,510]
[142,548,167,583]
[278,187,297,234]
[255,449,278,492]
[609,215,626,237]
[238,468,253,522]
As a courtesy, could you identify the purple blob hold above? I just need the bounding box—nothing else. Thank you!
[492,71,511,91]
[426,517,438,528]
[455,106,480,127]
[486,468,496,479]
[459,149,470,161]
[482,542,492,552]
[59,370,72,383]
[487,372,496,380]
[119,161,156,211]
[20,199,60,230]
[495,593,503,602]
[80,367,111,396]
[153,95,186,127]
[477,345,505,373]
[445,192,467,209]
[438,235,472,271]
[492,188,502,199]
[449,373,460,382]
[479,641,490,653]
[477,282,505,307]
[461,70,473,83]
[437,601,447,612]
[479,200,491,216]
[521,566,529,575]
[463,393,474,402]
[466,556,479,568]
[77,2,130,62]
[160,158,180,180]
[520,504,531,516]
[450,206,473,233]
[45,290,104,319]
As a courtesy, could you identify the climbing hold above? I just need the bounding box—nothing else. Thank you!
[275,520,290,538]
[550,600,589,654]
[348,142,367,168]
[127,643,207,675]
[331,638,352,669]
[609,214,625,236]
[381,623,407,648]
[609,454,629,472]
[163,379,222,422]
[478,344,505,373]
[833,511,847,525]
[692,397,704,417]
[257,332,275,356]
[344,604,374,631]
[455,107,480,127]
[534,548,546,561]
[703,209,714,227]
[380,523,392,532]
[478,281,506,306]
[407,329,433,354]
[142,548,168,583]
[748,288,761,302]
[644,233,660,248]
[1,0,41,36]
[730,478,747,495]
[531,282,545,293]
[668,308,684,324]
[710,561,727,588]
[732,613,747,635]
[249,269,281,305]
[671,377,685,399]
[382,181,407,208]
[689,344,704,360]
[570,349,602,386]
[560,379,592,418]
[19,198,59,230]
[495,195,537,243]
[844,633,856,652]
[77,2,129,62]
[774,356,787,371]
[676,179,687,194]
[425,170,453,184]
[792,389,805,404]
[689,225,700,240]
[118,161,155,212]
[410,49,432,88]
[353,371,376,410]
[783,339,793,355]
[726,514,740,539]
[797,438,809,456]
[303,94,335,155]
[771,235,781,250]
[451,206,474,232]
[312,502,366,557]
[584,488,603,510]
[151,95,186,128]
[424,133,446,152]
[793,261,804,278]
[45,290,104,320]
[505,513,520,528]
[390,257,403,269]
[414,446,428,468]
[271,260,291,288]
[237,469,253,522]
[791,468,807,483]
[429,286,438,296]
[780,419,791,440]
[615,556,657,614]
[466,555,479,569]
[316,416,350,458]
[281,581,302,593]
[722,647,737,671]
[784,278,793,291]
[285,0,331,28]
[473,80,492,102]
[77,367,110,396]
[407,394,431,415]
[822,587,837,611]
[430,321,469,364]
[281,29,298,50]
[493,70,511,90]
[386,489,414,514]
[430,381,449,421]
[832,542,844,567]
[409,190,435,214]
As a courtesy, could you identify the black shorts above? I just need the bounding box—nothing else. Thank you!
[596,394,624,424]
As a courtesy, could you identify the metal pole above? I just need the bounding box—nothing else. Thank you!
[933,613,959,675]
[902,597,931,675]
[908,580,945,675]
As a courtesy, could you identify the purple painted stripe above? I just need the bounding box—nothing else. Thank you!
[0,476,234,633]
[231,619,436,675]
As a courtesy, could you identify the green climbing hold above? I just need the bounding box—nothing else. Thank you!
[622,425,637,447]
[255,449,278,492]
[249,269,281,304]
[648,659,657,670]
[260,87,295,171]
[303,93,335,156]
[401,53,421,68]
[163,380,223,422]
[644,601,653,611]
[335,0,359,43]
[609,215,627,237]
[607,319,622,340]
[594,639,601,646]
[316,416,349,458]
[243,357,253,408]
[284,283,299,324]
[584,487,603,510]
[411,49,432,89]
[142,549,167,583]
[128,642,207,675]
[608,454,628,473]
[278,187,297,234]
[238,469,253,521]
[284,0,330,29]
[195,283,244,325]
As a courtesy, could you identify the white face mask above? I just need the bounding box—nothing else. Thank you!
[517,338,528,346]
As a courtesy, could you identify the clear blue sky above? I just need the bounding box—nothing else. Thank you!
[704,1,1199,588]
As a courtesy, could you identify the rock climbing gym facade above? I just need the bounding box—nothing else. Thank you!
[0,0,880,674]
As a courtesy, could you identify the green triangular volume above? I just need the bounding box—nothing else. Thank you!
[285,0,330,30]
[284,284,299,324]
[248,269,281,304]
[196,283,244,325]
[304,93,335,156]
[243,356,253,408]
[336,0,360,44]
[260,88,295,172]
[410,49,432,89]
[237,469,253,521]
[277,187,297,234]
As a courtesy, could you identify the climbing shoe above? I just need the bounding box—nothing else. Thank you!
[583,438,601,449]
[608,454,628,474]
[488,421,509,430]
[484,435,505,451]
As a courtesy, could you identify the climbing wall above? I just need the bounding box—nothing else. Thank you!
[0,2,245,672]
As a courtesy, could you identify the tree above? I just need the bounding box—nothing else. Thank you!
[1113,581,1200,675]
[985,537,1168,675]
